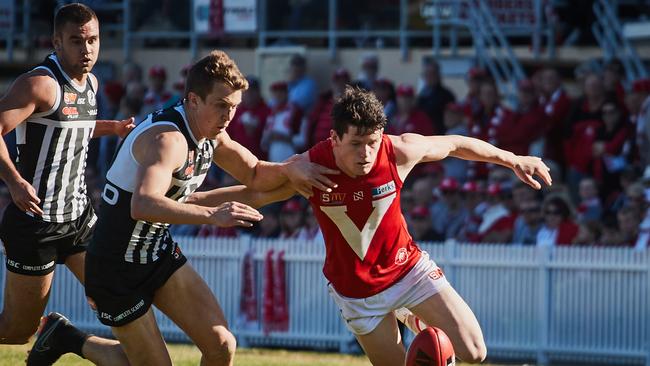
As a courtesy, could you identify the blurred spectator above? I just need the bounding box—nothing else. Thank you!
[262,81,303,162]
[617,206,642,246]
[441,103,469,183]
[122,61,143,84]
[602,59,626,105]
[430,177,468,240]
[460,67,487,119]
[536,196,578,246]
[512,198,543,245]
[255,205,282,238]
[576,177,602,223]
[458,181,486,242]
[354,53,380,91]
[600,215,624,246]
[477,183,515,243]
[228,76,271,159]
[564,73,607,199]
[279,199,305,238]
[499,79,545,156]
[373,78,396,121]
[297,205,323,243]
[592,99,633,197]
[467,80,515,180]
[416,57,456,134]
[303,68,350,149]
[197,223,238,238]
[287,54,317,113]
[408,205,443,242]
[389,84,435,136]
[539,67,572,166]
[143,65,174,114]
[636,80,650,166]
[573,220,602,245]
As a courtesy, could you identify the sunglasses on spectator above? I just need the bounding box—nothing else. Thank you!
[544,209,561,215]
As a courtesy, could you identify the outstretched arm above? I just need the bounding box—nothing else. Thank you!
[390,133,552,189]
[186,184,297,209]
[213,132,338,196]
[92,117,135,138]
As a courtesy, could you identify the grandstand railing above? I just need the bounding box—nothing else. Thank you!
[592,0,648,83]
[0,238,648,365]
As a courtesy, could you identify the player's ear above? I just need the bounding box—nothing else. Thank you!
[186,92,200,109]
[330,129,339,142]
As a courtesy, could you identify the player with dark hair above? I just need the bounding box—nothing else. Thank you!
[0,3,135,365]
[189,86,552,365]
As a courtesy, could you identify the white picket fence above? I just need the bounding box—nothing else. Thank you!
[1,238,648,365]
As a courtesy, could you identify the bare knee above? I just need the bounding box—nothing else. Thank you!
[200,326,237,365]
[0,314,37,344]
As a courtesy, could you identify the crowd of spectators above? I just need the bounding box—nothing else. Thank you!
[2,51,649,250]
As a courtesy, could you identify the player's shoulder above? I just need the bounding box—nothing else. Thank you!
[15,69,58,94]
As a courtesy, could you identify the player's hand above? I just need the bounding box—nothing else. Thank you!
[7,176,43,215]
[284,154,339,198]
[512,155,552,190]
[209,201,263,227]
[114,117,136,138]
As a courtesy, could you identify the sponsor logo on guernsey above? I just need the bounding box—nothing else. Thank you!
[394,247,409,265]
[77,97,86,104]
[87,90,96,106]
[63,92,77,104]
[371,181,396,198]
[320,192,346,204]
[88,109,97,116]
[353,191,364,201]
[62,106,79,118]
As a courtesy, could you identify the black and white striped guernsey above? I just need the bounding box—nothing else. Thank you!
[90,103,214,263]
[15,53,97,222]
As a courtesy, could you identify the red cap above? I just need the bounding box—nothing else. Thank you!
[439,177,459,191]
[632,78,650,93]
[517,78,535,92]
[396,84,415,97]
[468,67,487,79]
[149,65,167,79]
[103,82,124,105]
[270,81,288,92]
[281,199,302,213]
[462,181,481,193]
[332,67,350,81]
[410,205,430,218]
[487,182,501,196]
[445,102,464,114]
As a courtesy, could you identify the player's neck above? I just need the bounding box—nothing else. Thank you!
[183,99,205,140]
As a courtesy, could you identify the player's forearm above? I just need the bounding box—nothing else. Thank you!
[245,160,292,191]
[130,194,214,225]
[92,120,119,138]
[187,184,296,209]
[447,135,518,169]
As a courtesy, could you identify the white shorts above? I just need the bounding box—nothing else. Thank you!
[328,251,450,335]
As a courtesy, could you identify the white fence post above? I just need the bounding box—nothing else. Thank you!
[537,245,551,366]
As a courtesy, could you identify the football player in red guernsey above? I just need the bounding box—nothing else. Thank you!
[190,86,552,366]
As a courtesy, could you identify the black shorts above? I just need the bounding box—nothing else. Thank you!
[0,203,96,275]
[84,241,187,327]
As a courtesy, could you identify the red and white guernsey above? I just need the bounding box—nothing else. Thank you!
[308,135,422,298]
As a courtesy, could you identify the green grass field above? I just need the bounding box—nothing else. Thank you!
[0,342,511,365]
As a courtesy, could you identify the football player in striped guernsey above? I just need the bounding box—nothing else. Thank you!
[0,4,134,365]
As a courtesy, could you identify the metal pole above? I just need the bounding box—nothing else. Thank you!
[533,0,542,59]
[433,15,440,56]
[123,0,131,61]
[450,1,459,56]
[328,0,336,61]
[24,0,31,60]
[258,0,266,48]
[399,0,407,61]
[190,0,198,61]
